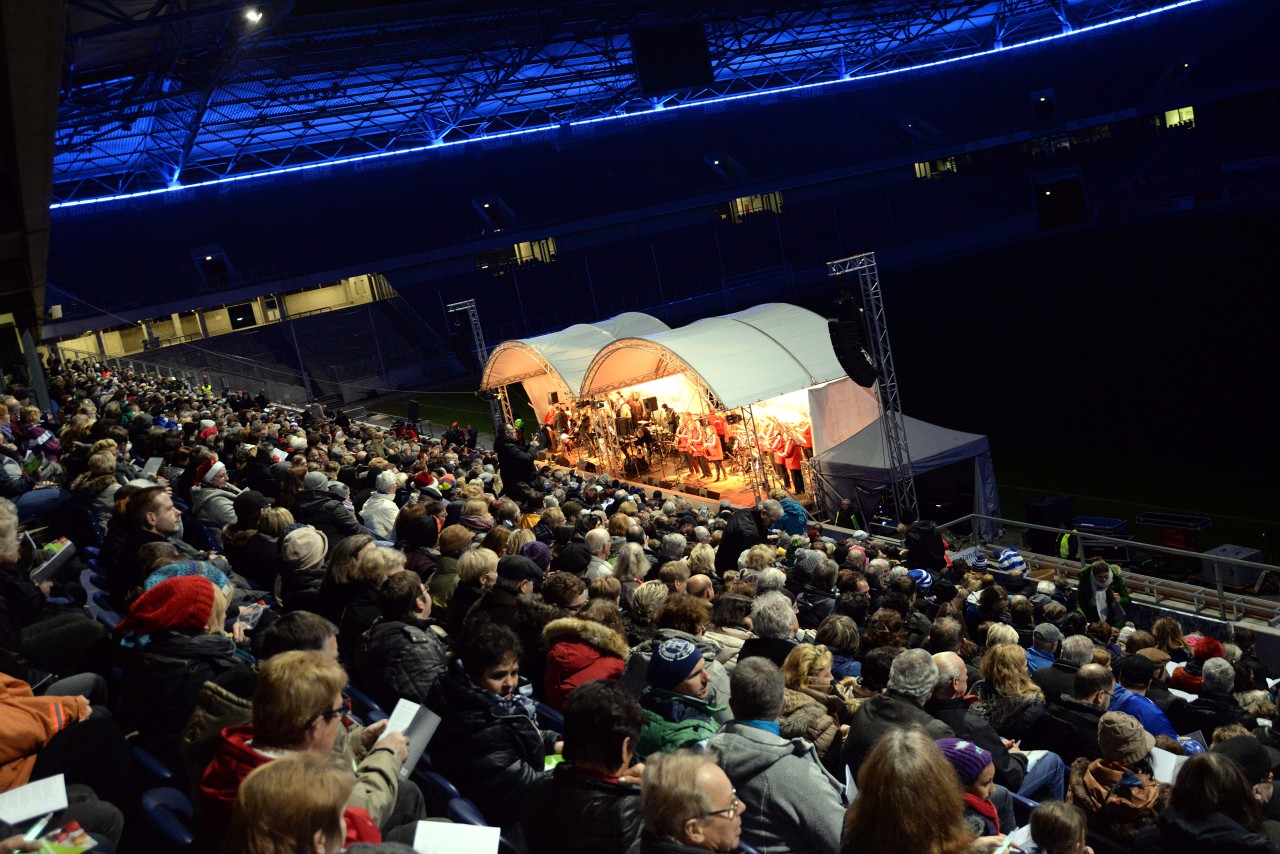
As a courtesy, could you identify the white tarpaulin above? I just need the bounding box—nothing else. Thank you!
[481,312,669,396]
[579,303,847,409]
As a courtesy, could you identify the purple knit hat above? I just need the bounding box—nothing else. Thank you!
[935,738,993,785]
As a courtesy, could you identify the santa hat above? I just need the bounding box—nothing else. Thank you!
[121,576,217,636]
[195,459,226,484]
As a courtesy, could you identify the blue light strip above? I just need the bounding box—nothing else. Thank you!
[50,0,1204,211]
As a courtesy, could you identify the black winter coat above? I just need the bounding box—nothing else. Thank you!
[425,664,555,829]
[493,436,536,495]
[795,585,836,631]
[1133,807,1280,854]
[292,489,365,543]
[336,580,382,664]
[714,509,769,576]
[1169,690,1255,736]
[523,765,642,854]
[351,618,450,712]
[925,696,1028,791]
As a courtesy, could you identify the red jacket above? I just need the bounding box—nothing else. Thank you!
[543,618,629,712]
[199,726,381,847]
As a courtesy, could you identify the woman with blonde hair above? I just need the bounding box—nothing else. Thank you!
[506,527,535,556]
[625,580,668,646]
[842,725,1006,854]
[222,752,372,853]
[335,543,405,661]
[70,449,121,529]
[779,643,849,765]
[610,541,648,610]
[972,643,1047,739]
[688,542,715,577]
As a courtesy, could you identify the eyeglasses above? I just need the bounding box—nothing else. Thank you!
[698,791,741,821]
[318,696,352,722]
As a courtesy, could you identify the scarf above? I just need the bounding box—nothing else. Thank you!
[963,792,1000,835]
[493,689,539,721]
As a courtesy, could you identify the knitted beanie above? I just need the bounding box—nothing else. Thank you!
[281,526,328,570]
[302,470,328,490]
[143,560,230,594]
[935,738,993,785]
[124,575,216,635]
[1098,711,1156,766]
[907,568,934,594]
[520,541,552,571]
[647,638,702,692]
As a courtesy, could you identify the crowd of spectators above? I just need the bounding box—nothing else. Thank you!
[0,357,1278,853]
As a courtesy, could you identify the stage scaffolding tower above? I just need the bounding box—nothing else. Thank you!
[449,299,509,434]
[826,252,919,524]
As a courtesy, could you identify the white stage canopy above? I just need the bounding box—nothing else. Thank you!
[480,312,669,415]
[579,303,848,412]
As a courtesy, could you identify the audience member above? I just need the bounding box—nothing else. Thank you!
[638,749,747,853]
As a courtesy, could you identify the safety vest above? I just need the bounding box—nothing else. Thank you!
[1059,530,1078,559]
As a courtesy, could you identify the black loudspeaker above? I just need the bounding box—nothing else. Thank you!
[548,392,559,405]
[828,319,879,388]
[703,488,720,500]
[630,23,714,96]
[578,460,597,473]
[555,455,572,468]
[643,396,658,412]
[406,400,420,422]
[1035,177,1087,229]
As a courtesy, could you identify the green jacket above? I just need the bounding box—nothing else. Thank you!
[1076,566,1131,627]
[637,689,723,758]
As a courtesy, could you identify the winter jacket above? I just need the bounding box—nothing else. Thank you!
[1067,756,1169,844]
[0,673,89,791]
[542,617,628,712]
[1032,659,1081,707]
[1110,686,1179,740]
[218,528,281,592]
[1168,689,1254,736]
[190,486,239,547]
[336,580,383,664]
[179,677,254,789]
[777,498,808,536]
[1076,566,1131,627]
[116,630,251,768]
[425,663,555,828]
[445,580,484,637]
[359,493,399,540]
[69,472,119,530]
[426,554,461,616]
[1133,806,1280,854]
[971,691,1047,740]
[738,635,799,669]
[292,488,365,543]
[1171,659,1207,694]
[493,435,537,495]
[796,586,837,632]
[715,509,770,576]
[198,725,394,845]
[925,695,1028,792]
[637,688,723,757]
[523,764,642,854]
[708,722,845,854]
[621,629,732,723]
[779,687,847,761]
[842,691,954,778]
[351,617,450,712]
[704,625,752,673]
[1022,695,1105,763]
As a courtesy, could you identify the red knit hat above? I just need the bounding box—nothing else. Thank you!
[1192,636,1224,661]
[122,576,216,635]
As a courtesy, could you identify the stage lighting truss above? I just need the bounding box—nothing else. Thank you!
[827,251,918,523]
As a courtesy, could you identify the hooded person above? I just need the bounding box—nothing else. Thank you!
[542,607,630,713]
[1067,711,1170,845]
[278,525,328,612]
[218,490,281,591]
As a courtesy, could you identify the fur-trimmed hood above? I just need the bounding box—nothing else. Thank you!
[543,616,629,659]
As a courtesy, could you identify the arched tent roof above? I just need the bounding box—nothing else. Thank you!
[480,312,669,394]
[579,303,847,409]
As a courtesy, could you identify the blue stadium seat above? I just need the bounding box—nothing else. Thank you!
[345,682,388,722]
[140,787,194,848]
[446,797,487,826]
[131,745,177,786]
[1010,792,1038,827]
[535,700,564,732]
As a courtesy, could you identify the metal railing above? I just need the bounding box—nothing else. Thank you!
[938,512,1280,625]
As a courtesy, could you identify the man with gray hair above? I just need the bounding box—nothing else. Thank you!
[584,527,613,582]
[661,533,687,563]
[1171,656,1254,734]
[692,526,711,545]
[841,647,953,778]
[737,591,798,668]
[708,658,845,853]
[1033,633,1093,707]
[714,499,783,576]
